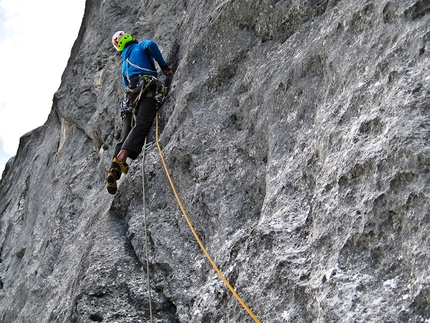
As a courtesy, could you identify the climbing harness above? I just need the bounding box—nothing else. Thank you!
[132,77,153,105]
[154,111,261,323]
[120,75,166,128]
[141,136,154,323]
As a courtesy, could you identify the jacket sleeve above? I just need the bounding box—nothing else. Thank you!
[121,61,128,86]
[141,40,168,70]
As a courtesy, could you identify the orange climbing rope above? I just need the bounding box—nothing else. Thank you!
[155,111,261,323]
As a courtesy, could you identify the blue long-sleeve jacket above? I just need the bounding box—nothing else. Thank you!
[121,39,168,86]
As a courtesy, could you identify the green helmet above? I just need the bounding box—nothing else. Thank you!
[112,31,133,51]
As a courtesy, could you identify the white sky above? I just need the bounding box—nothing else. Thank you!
[0,0,86,177]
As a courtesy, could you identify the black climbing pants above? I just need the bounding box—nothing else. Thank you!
[114,94,157,160]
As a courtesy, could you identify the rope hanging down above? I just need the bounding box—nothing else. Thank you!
[154,111,261,323]
[141,136,154,323]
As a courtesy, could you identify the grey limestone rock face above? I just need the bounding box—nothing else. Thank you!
[0,0,429,322]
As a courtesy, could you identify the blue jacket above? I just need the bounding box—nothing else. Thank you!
[121,40,168,86]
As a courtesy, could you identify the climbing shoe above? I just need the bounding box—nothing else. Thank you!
[106,157,129,195]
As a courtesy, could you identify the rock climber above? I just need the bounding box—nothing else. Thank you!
[106,31,173,194]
